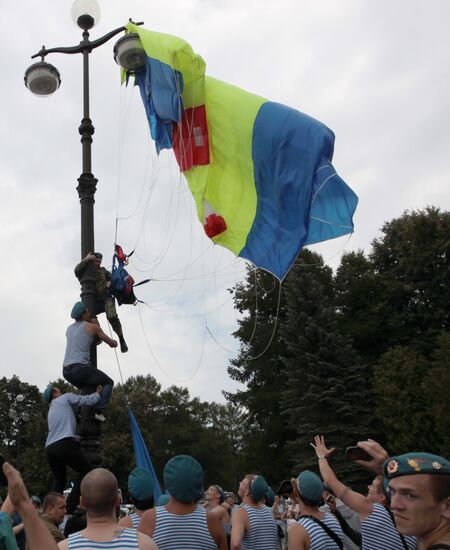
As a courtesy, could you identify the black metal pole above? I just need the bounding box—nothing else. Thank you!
[77,31,97,334]
[75,30,102,465]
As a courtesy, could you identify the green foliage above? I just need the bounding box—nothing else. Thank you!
[373,346,437,453]
[334,251,383,362]
[336,207,450,362]
[280,251,374,489]
[422,332,450,457]
[0,376,50,498]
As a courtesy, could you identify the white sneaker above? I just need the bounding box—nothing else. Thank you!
[94,412,106,422]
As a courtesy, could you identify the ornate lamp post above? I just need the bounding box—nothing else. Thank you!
[24,0,145,464]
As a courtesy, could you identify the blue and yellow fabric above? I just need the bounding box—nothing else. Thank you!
[126,23,358,280]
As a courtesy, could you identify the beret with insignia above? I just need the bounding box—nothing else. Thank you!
[383,452,450,479]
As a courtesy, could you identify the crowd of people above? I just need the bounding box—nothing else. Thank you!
[1,432,449,549]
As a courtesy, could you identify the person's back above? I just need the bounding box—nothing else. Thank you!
[57,468,157,550]
[67,526,139,549]
[153,505,217,550]
[139,455,227,549]
[241,503,278,550]
[63,322,93,367]
[297,513,344,549]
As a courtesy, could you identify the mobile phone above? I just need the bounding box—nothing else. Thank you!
[276,479,293,496]
[345,446,372,462]
[0,454,7,486]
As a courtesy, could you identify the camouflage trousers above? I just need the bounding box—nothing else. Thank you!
[95,296,123,337]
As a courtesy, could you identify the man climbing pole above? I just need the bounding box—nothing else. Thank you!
[75,252,128,353]
[62,302,117,422]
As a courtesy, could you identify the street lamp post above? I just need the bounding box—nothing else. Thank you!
[24,0,145,465]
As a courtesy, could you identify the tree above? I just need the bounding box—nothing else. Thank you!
[0,376,50,497]
[334,251,383,362]
[280,251,374,488]
[373,346,437,453]
[226,266,296,486]
[422,331,450,457]
[336,208,450,362]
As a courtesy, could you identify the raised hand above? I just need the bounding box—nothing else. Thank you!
[310,435,336,459]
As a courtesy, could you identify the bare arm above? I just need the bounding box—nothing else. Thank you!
[311,435,373,519]
[137,532,158,550]
[288,523,309,550]
[118,515,133,528]
[86,322,118,348]
[3,462,60,550]
[138,508,156,538]
[230,507,248,550]
[207,510,227,550]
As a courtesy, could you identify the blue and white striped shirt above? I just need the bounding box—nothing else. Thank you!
[241,504,278,550]
[45,392,100,447]
[67,527,139,549]
[360,504,416,550]
[297,513,344,549]
[153,505,217,550]
[130,512,140,529]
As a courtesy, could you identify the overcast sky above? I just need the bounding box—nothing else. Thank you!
[1,0,449,404]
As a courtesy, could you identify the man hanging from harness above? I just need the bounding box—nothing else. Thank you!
[75,252,128,353]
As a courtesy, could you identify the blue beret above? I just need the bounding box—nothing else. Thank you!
[297,470,324,502]
[128,468,154,501]
[163,455,204,503]
[384,452,450,478]
[250,476,268,502]
[265,486,275,506]
[43,385,53,403]
[71,301,86,320]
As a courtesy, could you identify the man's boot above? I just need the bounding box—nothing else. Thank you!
[119,335,128,353]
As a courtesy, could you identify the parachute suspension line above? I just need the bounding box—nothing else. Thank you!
[138,302,207,383]
[204,266,265,356]
[323,233,353,263]
[106,320,131,408]
[106,321,125,386]
[139,288,236,318]
[245,279,282,362]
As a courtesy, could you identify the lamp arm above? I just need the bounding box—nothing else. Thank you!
[30,21,144,60]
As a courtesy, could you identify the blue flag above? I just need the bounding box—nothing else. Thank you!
[128,407,162,500]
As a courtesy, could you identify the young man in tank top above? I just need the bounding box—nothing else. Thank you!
[62,301,117,422]
[311,435,416,550]
[58,468,157,550]
[205,485,232,540]
[384,452,450,550]
[231,474,278,550]
[139,455,227,549]
[287,470,344,549]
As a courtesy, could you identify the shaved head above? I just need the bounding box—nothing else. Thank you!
[80,468,118,517]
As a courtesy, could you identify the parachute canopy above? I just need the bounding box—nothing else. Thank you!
[126,23,358,280]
